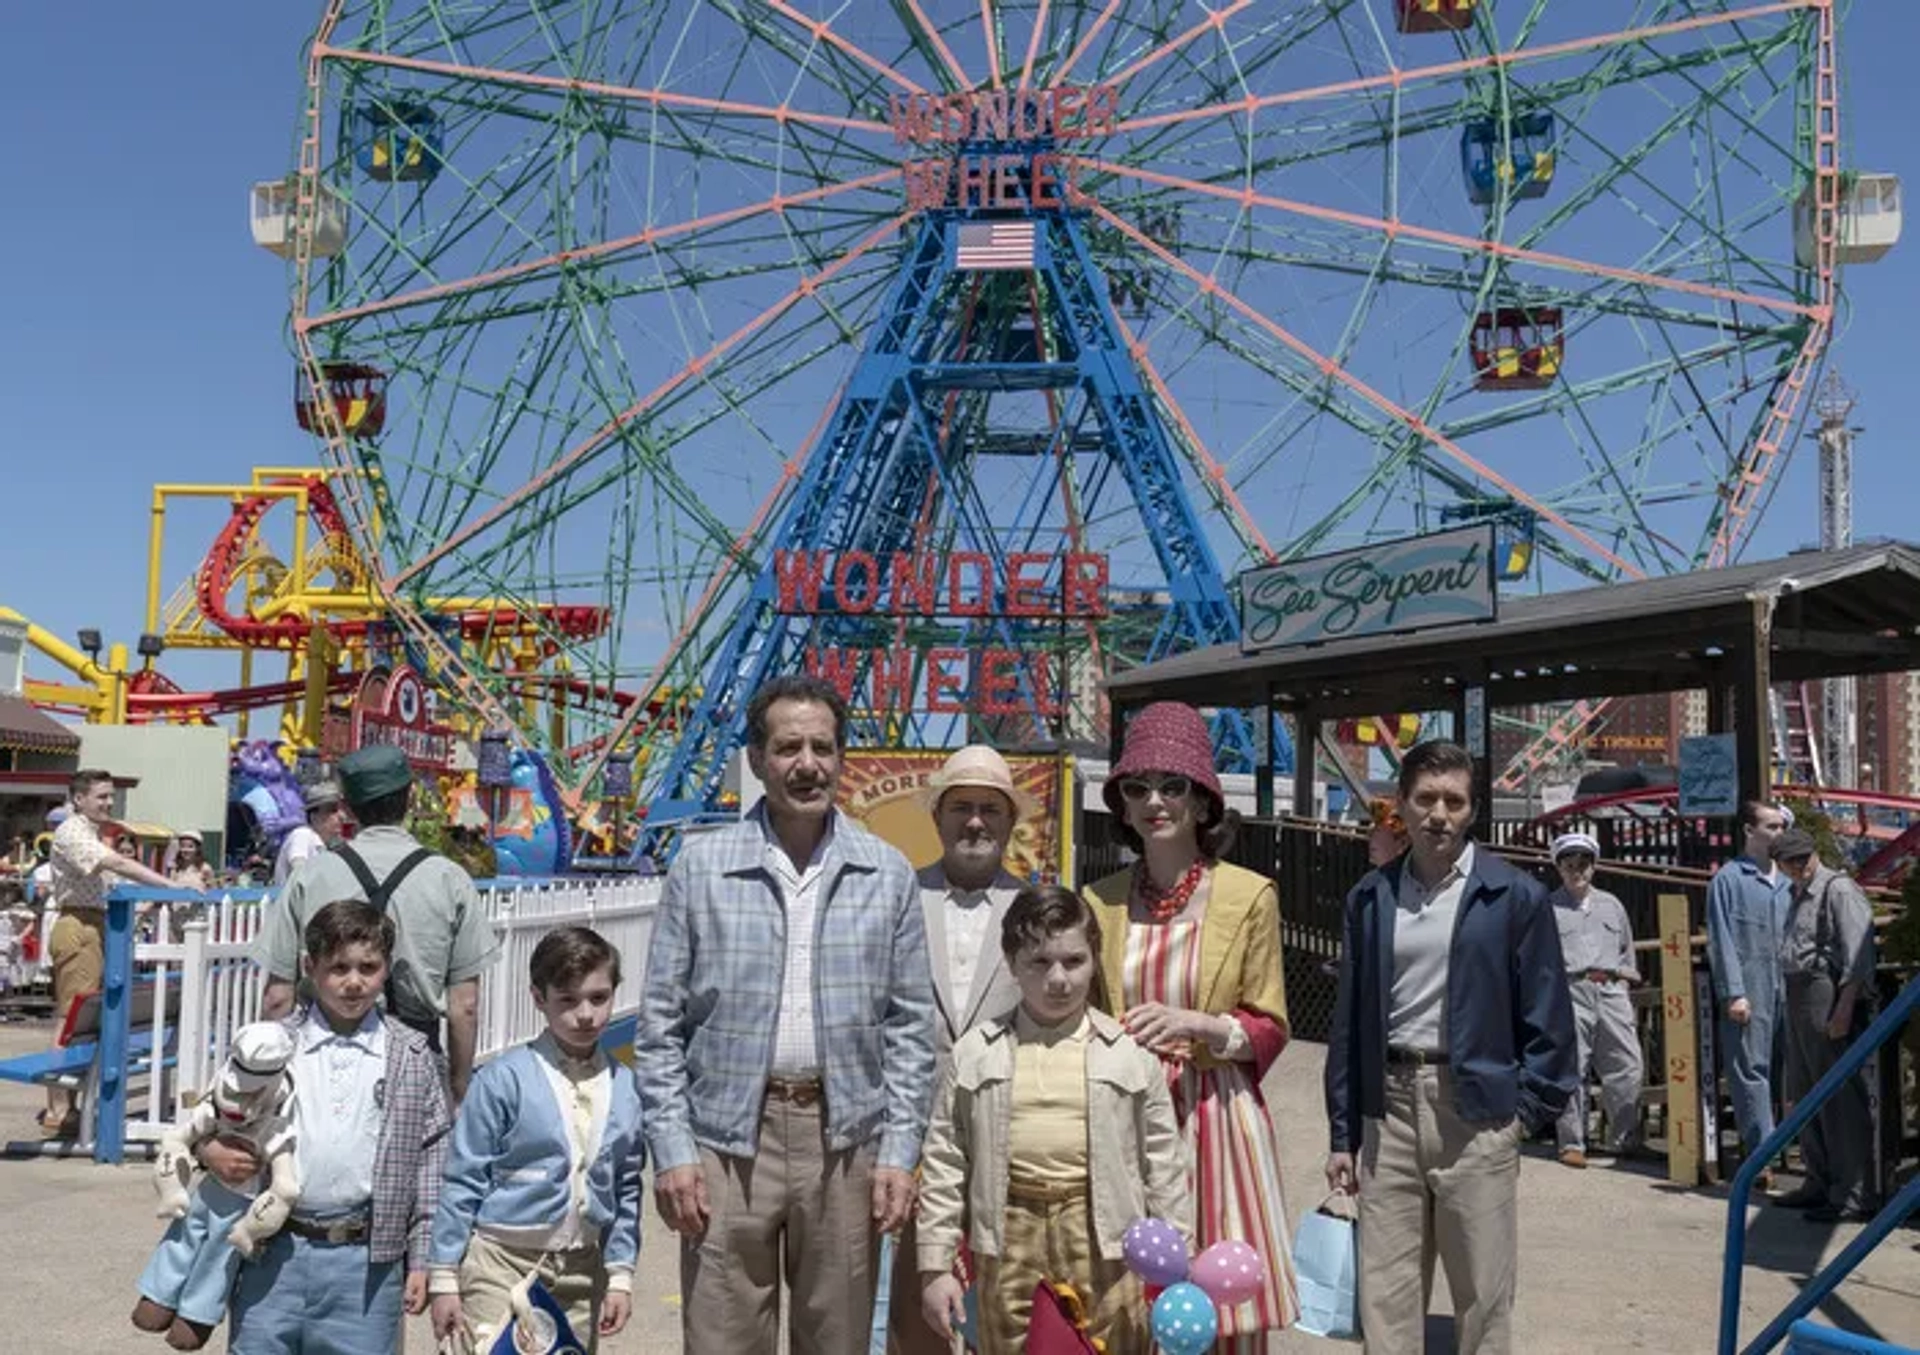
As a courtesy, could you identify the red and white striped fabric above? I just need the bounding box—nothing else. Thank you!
[954,220,1038,271]
[1123,914,1301,1346]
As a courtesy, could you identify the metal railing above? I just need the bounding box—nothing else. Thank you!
[1717,975,1920,1355]
[83,875,662,1164]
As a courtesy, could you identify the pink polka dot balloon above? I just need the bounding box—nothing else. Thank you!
[1190,1238,1266,1307]
[1121,1216,1190,1288]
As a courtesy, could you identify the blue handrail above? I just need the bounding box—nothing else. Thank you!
[1717,974,1920,1354]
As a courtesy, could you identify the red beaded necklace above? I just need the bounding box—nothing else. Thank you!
[1134,856,1207,922]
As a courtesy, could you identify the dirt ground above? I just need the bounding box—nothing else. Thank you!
[1,1020,1914,1352]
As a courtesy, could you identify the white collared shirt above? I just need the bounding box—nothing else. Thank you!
[1388,841,1475,1055]
[291,1006,387,1215]
[943,885,997,1014]
[767,815,832,1077]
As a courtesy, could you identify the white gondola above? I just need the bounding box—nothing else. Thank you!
[249,178,347,259]
[1795,173,1902,266]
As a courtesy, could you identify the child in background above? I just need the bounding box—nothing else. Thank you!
[223,899,450,1353]
[429,926,644,1351]
[918,885,1189,1354]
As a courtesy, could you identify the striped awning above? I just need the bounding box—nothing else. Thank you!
[0,695,80,755]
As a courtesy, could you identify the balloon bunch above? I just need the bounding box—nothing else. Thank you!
[1120,1219,1266,1355]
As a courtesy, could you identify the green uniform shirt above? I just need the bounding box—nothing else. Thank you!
[256,824,500,1020]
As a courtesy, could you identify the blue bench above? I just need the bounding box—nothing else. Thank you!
[0,982,179,1156]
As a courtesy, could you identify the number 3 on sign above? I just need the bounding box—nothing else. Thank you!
[1666,992,1689,1021]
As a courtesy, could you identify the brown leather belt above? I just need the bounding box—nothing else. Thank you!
[1007,1179,1089,1206]
[765,1076,824,1108]
[284,1213,370,1245]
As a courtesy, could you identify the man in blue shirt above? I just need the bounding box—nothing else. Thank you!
[1325,740,1575,1354]
[1705,800,1790,1186]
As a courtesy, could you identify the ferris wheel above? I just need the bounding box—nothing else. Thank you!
[274,0,1842,821]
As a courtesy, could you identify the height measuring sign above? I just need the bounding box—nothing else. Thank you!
[1656,892,1705,1185]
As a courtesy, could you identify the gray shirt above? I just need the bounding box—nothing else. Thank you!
[1388,842,1473,1054]
[256,825,500,1019]
[1782,863,1875,987]
[1550,886,1639,981]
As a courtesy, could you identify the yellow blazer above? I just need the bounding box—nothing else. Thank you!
[1083,860,1289,1068]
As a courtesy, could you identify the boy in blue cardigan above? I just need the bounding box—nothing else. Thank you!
[428,927,644,1350]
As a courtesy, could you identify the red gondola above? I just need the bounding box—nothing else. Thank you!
[1470,308,1563,391]
[295,361,388,439]
[1395,0,1477,34]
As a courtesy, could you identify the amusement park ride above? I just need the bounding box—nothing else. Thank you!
[17,1,1913,871]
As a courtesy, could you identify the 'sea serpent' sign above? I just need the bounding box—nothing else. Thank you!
[1238,526,1497,653]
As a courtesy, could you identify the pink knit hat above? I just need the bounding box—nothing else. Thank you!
[1103,701,1224,817]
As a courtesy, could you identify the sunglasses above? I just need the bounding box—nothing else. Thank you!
[1118,775,1191,802]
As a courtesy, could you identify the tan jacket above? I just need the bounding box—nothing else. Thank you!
[915,1007,1190,1274]
[1084,860,1289,1069]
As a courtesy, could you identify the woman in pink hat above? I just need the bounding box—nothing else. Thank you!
[1084,701,1298,1345]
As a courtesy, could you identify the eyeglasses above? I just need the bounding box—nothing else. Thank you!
[1118,775,1191,802]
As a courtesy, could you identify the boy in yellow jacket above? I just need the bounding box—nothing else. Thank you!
[917,885,1188,1354]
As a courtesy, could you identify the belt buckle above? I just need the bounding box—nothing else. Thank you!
[316,1217,363,1244]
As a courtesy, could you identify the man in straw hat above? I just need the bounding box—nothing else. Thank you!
[890,745,1036,1355]
[1546,831,1644,1168]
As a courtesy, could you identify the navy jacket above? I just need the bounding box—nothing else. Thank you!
[1325,847,1577,1152]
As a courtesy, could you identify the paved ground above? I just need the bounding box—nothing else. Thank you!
[3,1020,1914,1353]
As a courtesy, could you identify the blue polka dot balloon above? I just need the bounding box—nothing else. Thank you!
[1150,1280,1219,1355]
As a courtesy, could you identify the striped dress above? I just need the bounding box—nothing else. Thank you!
[1123,916,1299,1347]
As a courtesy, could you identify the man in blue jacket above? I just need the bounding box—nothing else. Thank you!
[1704,799,1790,1187]
[1324,739,1575,1354]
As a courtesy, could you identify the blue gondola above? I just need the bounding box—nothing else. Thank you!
[1462,111,1556,206]
[1440,502,1537,580]
[357,101,441,183]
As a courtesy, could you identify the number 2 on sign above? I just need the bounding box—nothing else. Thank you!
[1669,1054,1691,1086]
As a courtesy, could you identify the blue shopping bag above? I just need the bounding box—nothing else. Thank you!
[1292,1196,1359,1340]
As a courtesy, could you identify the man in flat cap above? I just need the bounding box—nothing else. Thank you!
[1771,828,1880,1221]
[273,778,350,887]
[1547,832,1644,1167]
[256,745,499,1104]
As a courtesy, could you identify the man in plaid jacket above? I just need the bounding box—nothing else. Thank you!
[636,674,936,1355]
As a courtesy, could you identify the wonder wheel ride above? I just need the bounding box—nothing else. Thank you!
[276,1,1842,836]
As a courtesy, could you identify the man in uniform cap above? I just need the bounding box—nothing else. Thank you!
[889,746,1035,1355]
[255,745,499,1104]
[1547,831,1645,1167]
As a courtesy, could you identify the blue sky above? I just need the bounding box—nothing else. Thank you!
[1,2,1915,701]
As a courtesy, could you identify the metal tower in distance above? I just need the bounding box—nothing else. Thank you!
[1815,371,1860,787]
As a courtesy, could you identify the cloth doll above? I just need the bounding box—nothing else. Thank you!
[131,1022,299,1350]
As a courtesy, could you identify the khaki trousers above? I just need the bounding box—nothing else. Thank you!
[974,1186,1146,1355]
[682,1093,879,1355]
[1358,1064,1520,1355]
[49,912,105,1013]
[458,1233,606,1352]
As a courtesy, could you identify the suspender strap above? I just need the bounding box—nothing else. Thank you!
[331,844,440,1043]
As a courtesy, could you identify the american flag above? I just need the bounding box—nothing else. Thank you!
[954,221,1038,271]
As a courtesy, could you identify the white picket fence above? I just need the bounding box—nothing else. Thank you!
[120,876,660,1144]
